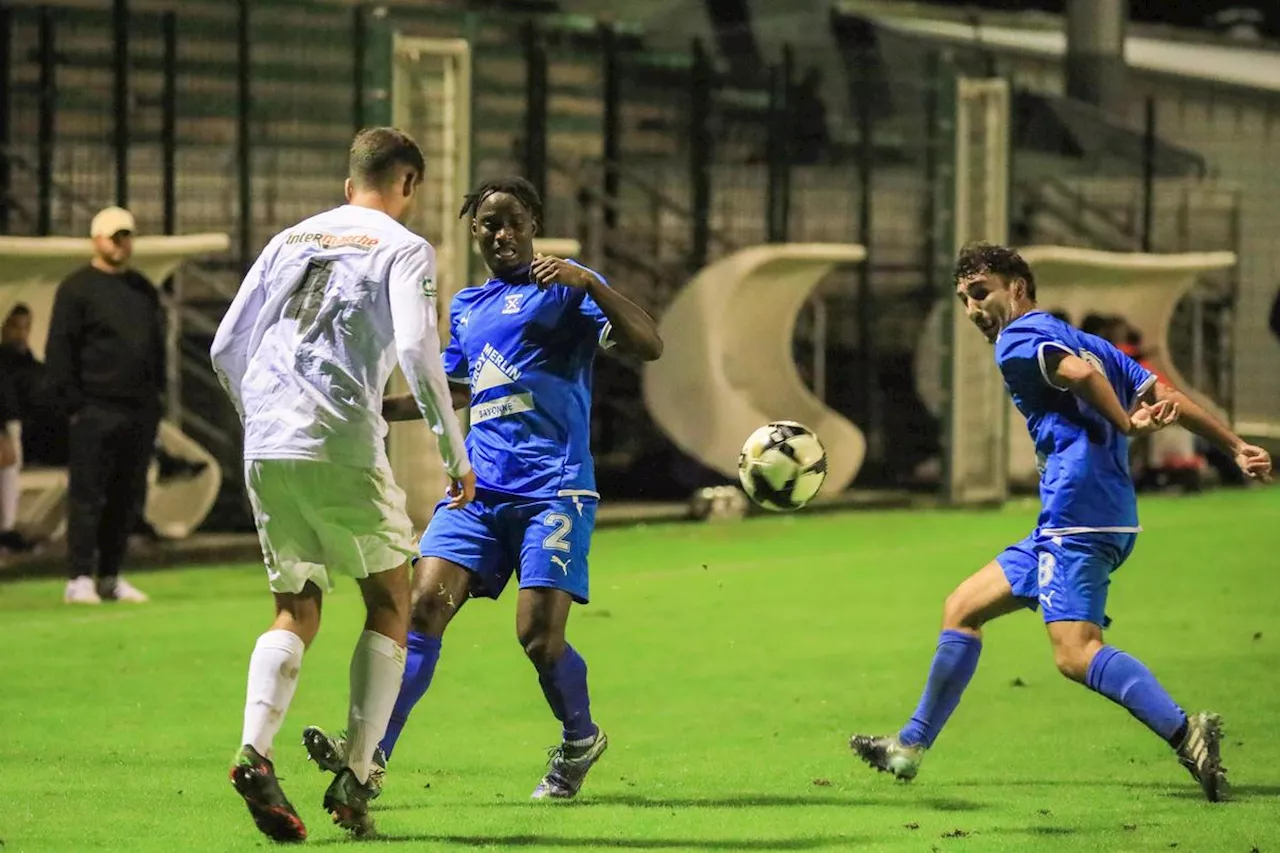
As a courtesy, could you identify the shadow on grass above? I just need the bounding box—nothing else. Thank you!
[944,778,1280,800]
[372,791,984,812]
[1155,783,1280,801]
[311,833,868,849]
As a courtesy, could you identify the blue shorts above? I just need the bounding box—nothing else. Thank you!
[997,531,1138,627]
[418,489,597,603]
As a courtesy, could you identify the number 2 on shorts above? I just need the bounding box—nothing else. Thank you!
[542,512,572,552]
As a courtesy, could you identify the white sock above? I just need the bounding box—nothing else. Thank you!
[344,630,407,784]
[241,629,306,757]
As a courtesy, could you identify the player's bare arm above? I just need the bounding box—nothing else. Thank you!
[1141,380,1273,482]
[1045,349,1178,437]
[530,254,664,361]
[383,386,469,422]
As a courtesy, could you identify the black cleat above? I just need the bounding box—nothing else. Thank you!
[229,745,307,843]
[302,725,386,799]
[323,767,378,837]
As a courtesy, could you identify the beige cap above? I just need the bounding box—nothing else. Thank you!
[90,206,136,238]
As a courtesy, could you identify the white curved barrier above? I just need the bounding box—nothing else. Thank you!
[913,246,1237,487]
[0,234,229,541]
[642,244,868,494]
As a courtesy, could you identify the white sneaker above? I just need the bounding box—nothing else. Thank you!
[65,575,103,605]
[99,576,150,603]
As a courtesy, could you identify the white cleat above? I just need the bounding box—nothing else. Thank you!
[64,575,103,604]
[531,729,609,800]
[99,576,149,603]
[849,734,926,781]
[1177,711,1229,802]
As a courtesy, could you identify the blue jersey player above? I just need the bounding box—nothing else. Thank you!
[851,243,1272,802]
[303,177,662,800]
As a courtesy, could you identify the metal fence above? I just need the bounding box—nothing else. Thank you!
[3,1,1266,526]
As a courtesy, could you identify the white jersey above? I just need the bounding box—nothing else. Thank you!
[210,204,469,476]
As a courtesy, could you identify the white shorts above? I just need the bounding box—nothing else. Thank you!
[245,459,416,594]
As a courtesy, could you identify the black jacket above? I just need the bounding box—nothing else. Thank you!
[0,370,17,426]
[0,342,44,420]
[45,265,166,413]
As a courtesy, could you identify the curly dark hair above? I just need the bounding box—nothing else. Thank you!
[953,241,1036,301]
[457,176,543,228]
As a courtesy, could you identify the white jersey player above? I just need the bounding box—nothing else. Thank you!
[212,127,474,842]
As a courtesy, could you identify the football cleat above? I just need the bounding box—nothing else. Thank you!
[323,767,378,838]
[1177,711,1228,802]
[229,745,307,843]
[531,729,609,800]
[849,734,926,781]
[302,725,386,799]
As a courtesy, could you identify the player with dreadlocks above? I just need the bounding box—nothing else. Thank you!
[303,176,662,800]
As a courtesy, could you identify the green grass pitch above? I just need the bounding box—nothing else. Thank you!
[2,488,1278,852]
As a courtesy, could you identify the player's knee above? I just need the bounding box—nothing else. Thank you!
[942,588,983,631]
[410,591,455,636]
[518,625,566,670]
[294,619,321,649]
[273,596,322,648]
[1051,643,1092,682]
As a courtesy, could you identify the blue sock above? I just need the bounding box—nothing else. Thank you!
[898,629,983,748]
[537,644,598,743]
[1085,645,1188,745]
[378,631,442,759]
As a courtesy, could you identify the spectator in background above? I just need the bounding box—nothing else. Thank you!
[1079,312,1120,342]
[45,206,164,604]
[0,357,21,553]
[0,305,40,553]
[1088,315,1205,491]
[1271,286,1280,342]
[1,305,70,471]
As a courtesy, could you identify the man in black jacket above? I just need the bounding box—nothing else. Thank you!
[46,206,164,603]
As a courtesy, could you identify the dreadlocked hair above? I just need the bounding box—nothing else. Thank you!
[458,177,543,227]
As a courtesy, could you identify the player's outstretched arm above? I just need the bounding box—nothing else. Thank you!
[1144,381,1273,483]
[530,255,664,361]
[1046,351,1177,438]
[383,385,469,422]
[387,243,472,483]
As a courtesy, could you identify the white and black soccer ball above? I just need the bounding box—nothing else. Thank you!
[737,421,828,512]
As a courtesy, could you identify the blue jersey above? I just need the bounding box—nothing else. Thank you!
[442,263,614,499]
[995,311,1156,535]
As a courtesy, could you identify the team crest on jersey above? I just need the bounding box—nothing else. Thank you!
[1037,551,1056,587]
[502,294,524,314]
[421,275,436,299]
[1079,348,1105,375]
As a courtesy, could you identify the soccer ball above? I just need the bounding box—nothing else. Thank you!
[737,421,828,511]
